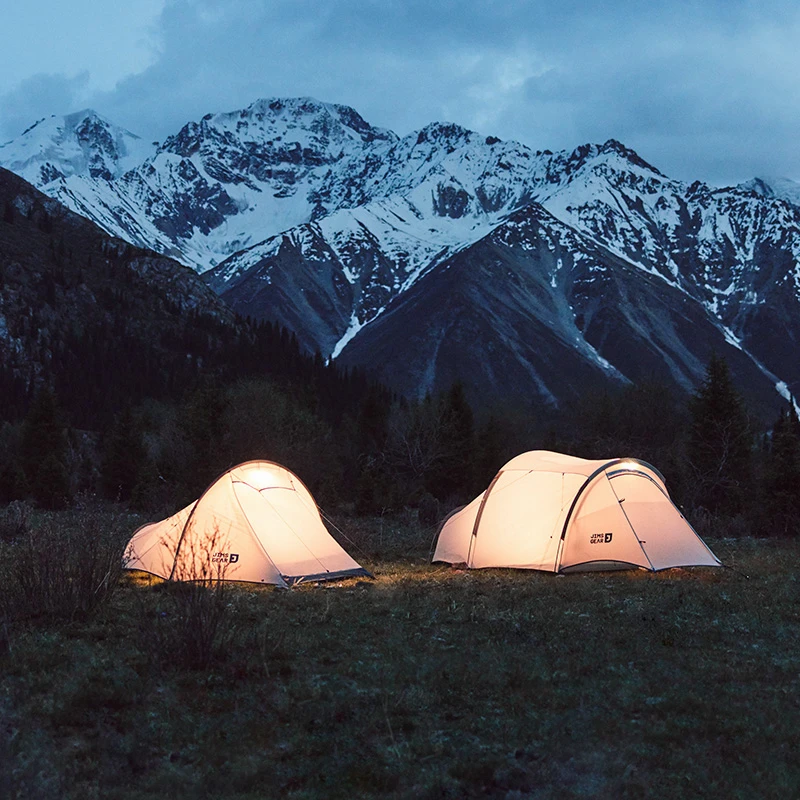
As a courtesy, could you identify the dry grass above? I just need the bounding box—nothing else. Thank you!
[0,505,129,625]
[1,509,799,798]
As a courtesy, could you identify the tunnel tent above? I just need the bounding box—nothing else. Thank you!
[125,460,370,587]
[433,450,721,573]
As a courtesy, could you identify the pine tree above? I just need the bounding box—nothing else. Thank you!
[475,414,506,489]
[426,382,475,501]
[764,406,800,535]
[179,381,228,497]
[356,384,391,455]
[0,461,26,503]
[688,355,752,514]
[101,406,147,502]
[20,387,71,508]
[34,452,71,510]
[0,422,26,502]
[353,385,393,513]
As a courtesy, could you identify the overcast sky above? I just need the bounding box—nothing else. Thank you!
[2,0,799,186]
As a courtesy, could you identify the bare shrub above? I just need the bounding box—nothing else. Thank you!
[0,509,127,624]
[0,501,31,543]
[142,526,239,670]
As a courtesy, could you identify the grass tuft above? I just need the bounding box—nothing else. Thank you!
[131,527,247,671]
[139,578,238,671]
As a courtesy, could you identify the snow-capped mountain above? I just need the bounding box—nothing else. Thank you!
[2,98,799,413]
[0,110,149,184]
[738,176,800,207]
[1,98,402,270]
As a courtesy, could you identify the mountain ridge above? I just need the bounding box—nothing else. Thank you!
[1,98,798,414]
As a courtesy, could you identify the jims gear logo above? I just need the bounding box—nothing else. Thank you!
[211,552,240,564]
[590,532,613,544]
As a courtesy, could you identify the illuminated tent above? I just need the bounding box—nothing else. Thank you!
[125,460,369,587]
[433,450,721,573]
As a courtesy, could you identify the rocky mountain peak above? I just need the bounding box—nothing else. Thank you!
[597,138,664,175]
[414,121,475,150]
[0,109,146,185]
[159,96,396,169]
[737,175,800,207]
[686,179,711,199]
[69,110,132,180]
[558,138,664,180]
[243,97,395,143]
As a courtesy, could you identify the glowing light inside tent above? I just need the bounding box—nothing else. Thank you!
[433,450,721,573]
[242,466,294,492]
[250,468,279,484]
[607,460,664,486]
[125,460,369,586]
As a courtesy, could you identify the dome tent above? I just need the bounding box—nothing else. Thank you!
[433,451,721,573]
[125,461,369,587]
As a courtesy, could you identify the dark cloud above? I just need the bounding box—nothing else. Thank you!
[4,0,800,184]
[0,72,90,142]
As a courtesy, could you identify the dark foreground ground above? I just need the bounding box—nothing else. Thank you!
[1,509,799,799]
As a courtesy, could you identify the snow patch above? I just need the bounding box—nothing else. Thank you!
[583,340,623,376]
[550,257,562,288]
[775,382,800,414]
[331,311,371,359]
[721,326,743,351]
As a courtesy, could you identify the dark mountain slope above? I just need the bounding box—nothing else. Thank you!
[338,205,782,415]
[0,167,237,425]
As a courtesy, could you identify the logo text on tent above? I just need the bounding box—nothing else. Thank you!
[211,552,240,563]
[590,532,613,544]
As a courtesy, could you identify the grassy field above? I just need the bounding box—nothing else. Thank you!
[1,507,799,799]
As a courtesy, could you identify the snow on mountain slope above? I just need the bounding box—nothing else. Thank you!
[739,176,800,208]
[208,137,800,410]
[0,110,150,184]
[204,195,496,357]
[335,201,785,414]
[3,96,799,411]
[0,98,402,271]
[118,97,400,269]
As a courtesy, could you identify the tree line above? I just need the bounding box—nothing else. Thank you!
[1,341,798,537]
